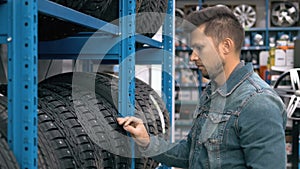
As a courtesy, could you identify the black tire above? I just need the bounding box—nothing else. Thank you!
[50,0,114,19]
[39,82,131,169]
[134,78,170,139]
[1,83,129,168]
[41,72,162,168]
[38,0,168,41]
[100,73,171,169]
[0,92,19,169]
[37,105,74,169]
[99,73,170,139]
[41,72,159,136]
[0,86,78,169]
[136,0,168,37]
[93,73,159,169]
[38,86,105,168]
[0,93,7,136]
[38,0,114,41]
[0,134,19,169]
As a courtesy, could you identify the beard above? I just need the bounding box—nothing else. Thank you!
[202,61,225,83]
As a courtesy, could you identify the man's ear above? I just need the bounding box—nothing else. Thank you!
[221,38,234,55]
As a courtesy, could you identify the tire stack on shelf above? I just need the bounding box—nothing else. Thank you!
[0,95,19,169]
[39,0,168,40]
[1,0,170,168]
[0,72,170,169]
[0,85,107,168]
[42,72,170,169]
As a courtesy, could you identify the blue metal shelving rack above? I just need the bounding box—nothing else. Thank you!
[0,0,174,168]
[0,1,38,168]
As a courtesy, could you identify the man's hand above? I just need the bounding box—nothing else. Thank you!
[117,116,150,148]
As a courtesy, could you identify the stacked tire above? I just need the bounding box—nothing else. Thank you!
[0,85,106,168]
[42,72,170,169]
[39,0,168,40]
[0,95,19,169]
[0,72,170,168]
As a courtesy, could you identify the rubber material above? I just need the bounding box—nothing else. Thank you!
[100,73,170,138]
[39,82,131,168]
[38,0,168,40]
[41,72,170,168]
[0,134,19,169]
[38,86,105,168]
[41,72,158,168]
[0,85,80,168]
[0,83,132,168]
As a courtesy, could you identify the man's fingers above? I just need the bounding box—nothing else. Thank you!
[123,124,136,133]
[117,116,150,147]
[121,116,140,126]
[117,116,131,125]
[117,116,143,129]
[116,117,126,125]
[124,117,135,127]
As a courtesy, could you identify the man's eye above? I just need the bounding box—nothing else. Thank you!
[195,46,202,51]
[192,45,203,50]
[193,46,202,54]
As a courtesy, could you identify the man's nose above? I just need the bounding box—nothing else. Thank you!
[190,51,198,61]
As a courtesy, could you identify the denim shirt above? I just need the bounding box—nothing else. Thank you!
[141,62,287,169]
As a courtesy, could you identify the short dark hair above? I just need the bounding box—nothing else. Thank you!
[184,6,245,52]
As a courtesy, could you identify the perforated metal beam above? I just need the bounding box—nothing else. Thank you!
[119,0,136,168]
[7,1,38,168]
[161,0,174,168]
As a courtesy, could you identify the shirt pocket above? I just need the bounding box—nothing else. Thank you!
[201,112,231,152]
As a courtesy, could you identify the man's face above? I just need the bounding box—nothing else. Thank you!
[189,25,224,80]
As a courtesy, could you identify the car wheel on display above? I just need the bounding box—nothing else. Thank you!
[175,8,185,28]
[273,68,300,120]
[233,4,256,29]
[271,2,299,27]
[39,0,168,41]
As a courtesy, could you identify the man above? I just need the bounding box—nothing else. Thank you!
[117,6,287,168]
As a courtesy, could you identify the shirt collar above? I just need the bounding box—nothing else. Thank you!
[207,61,254,97]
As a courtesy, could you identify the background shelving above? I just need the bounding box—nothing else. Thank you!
[174,1,300,168]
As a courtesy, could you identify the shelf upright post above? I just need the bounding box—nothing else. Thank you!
[162,0,174,139]
[197,0,203,96]
[161,0,174,168]
[6,0,38,168]
[265,0,269,47]
[119,0,136,168]
[198,0,203,9]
